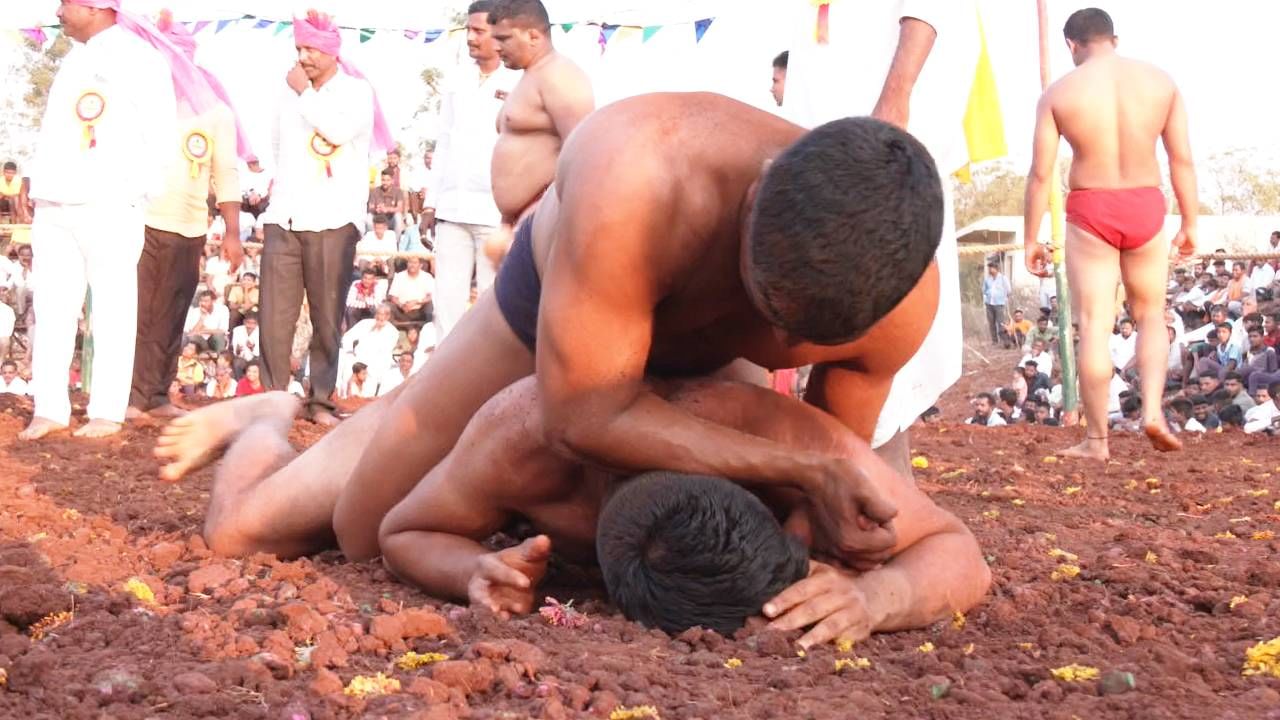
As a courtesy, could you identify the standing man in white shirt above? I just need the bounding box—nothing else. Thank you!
[130,13,251,421]
[259,10,394,426]
[783,0,982,476]
[425,1,522,338]
[20,0,214,440]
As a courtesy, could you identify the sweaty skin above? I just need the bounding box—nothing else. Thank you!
[1024,38,1197,461]
[158,94,941,568]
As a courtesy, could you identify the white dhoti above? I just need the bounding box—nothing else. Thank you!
[433,220,499,339]
[29,202,144,424]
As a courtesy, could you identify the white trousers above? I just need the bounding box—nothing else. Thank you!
[433,220,498,339]
[30,202,144,425]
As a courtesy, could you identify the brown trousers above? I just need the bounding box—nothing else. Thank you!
[130,227,203,411]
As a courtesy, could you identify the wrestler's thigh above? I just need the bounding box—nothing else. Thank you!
[1064,223,1122,325]
[1118,231,1172,312]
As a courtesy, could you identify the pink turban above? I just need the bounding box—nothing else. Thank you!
[294,10,395,153]
[67,0,217,116]
[156,10,256,162]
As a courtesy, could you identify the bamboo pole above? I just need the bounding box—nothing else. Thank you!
[1037,0,1079,418]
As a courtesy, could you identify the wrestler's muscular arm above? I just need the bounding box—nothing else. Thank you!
[1162,88,1198,256]
[1023,93,1060,278]
[537,172,897,559]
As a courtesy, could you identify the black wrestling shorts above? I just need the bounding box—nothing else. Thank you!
[494,217,539,351]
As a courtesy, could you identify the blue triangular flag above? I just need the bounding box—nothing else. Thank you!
[694,18,713,43]
[423,29,443,43]
[215,19,233,34]
[253,19,272,30]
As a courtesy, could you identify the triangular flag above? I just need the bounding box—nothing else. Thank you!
[404,29,420,40]
[614,27,641,44]
[955,11,1007,182]
[359,28,375,43]
[215,19,233,34]
[274,21,291,36]
[423,29,443,43]
[642,26,661,42]
[253,19,271,30]
[694,18,713,43]
[192,20,211,34]
[560,23,575,33]
[601,24,618,44]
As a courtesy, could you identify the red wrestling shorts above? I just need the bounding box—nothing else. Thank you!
[1065,187,1166,251]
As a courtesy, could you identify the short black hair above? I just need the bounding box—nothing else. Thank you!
[975,392,996,405]
[1224,371,1243,383]
[1216,322,1233,332]
[1190,394,1211,407]
[2,161,14,171]
[772,50,788,70]
[1219,403,1245,428]
[1120,395,1141,415]
[361,267,377,276]
[748,117,942,345]
[1064,8,1114,43]
[1168,398,1192,417]
[373,213,389,225]
[242,272,257,280]
[243,312,258,323]
[468,0,496,15]
[597,472,808,636]
[352,361,368,374]
[198,290,215,301]
[488,0,551,32]
[1024,360,1038,368]
[0,360,16,371]
[380,168,394,177]
[1269,381,1280,398]
[1118,317,1134,327]
[998,388,1018,406]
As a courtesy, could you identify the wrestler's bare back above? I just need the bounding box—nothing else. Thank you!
[526,93,939,385]
[491,53,593,220]
[1045,54,1178,190]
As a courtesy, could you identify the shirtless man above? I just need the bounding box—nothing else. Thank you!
[156,95,945,568]
[485,0,594,260]
[1024,7,1197,461]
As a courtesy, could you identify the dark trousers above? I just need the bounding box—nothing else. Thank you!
[130,227,203,411]
[260,223,359,416]
[985,304,1006,344]
[391,301,433,329]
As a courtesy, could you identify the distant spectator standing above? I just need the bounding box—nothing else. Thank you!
[982,261,1011,345]
[258,10,394,426]
[770,50,788,107]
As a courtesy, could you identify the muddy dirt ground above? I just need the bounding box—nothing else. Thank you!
[1,354,1279,719]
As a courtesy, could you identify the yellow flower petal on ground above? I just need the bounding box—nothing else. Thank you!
[1124,479,1138,490]
[1145,478,1161,488]
[723,658,742,669]
[1051,564,1081,581]
[1144,551,1158,564]
[343,673,400,698]
[1230,595,1249,609]
[1214,531,1237,540]
[1243,637,1280,678]
[1050,664,1100,682]
[396,651,448,670]
[123,577,155,604]
[911,456,929,469]
[61,508,81,521]
[982,509,1001,519]
[1047,548,1078,562]
[1042,456,1058,464]
[1017,642,1035,651]
[1011,499,1026,507]
[834,657,871,673]
[940,469,967,479]
[1064,486,1082,495]
[611,706,661,720]
[1247,489,1270,497]
[952,611,966,630]
[835,638,854,653]
[1252,530,1275,541]
[1273,500,1280,512]
[963,643,975,655]
[918,642,935,653]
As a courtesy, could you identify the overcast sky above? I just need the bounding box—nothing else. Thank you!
[1,0,1276,170]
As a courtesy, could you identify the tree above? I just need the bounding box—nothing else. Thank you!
[22,34,72,129]
[952,161,1028,229]
[1205,149,1280,215]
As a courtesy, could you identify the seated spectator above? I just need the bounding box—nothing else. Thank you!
[1022,360,1051,400]
[1113,395,1143,433]
[357,214,398,276]
[1020,339,1055,377]
[231,313,261,375]
[206,365,238,400]
[1165,397,1193,433]
[203,244,233,302]
[1196,373,1221,398]
[241,228,263,277]
[176,342,205,398]
[236,363,266,396]
[1021,400,1039,424]
[368,169,406,232]
[1189,394,1221,431]
[1109,318,1137,374]
[345,268,388,328]
[1166,325,1191,389]
[225,273,259,329]
[1249,259,1276,296]
[0,360,29,396]
[410,321,440,372]
[388,257,435,329]
[1244,382,1280,434]
[1219,403,1245,430]
[393,325,420,358]
[343,361,377,400]
[185,290,230,352]
[377,353,417,397]
[1035,400,1059,426]
[1264,313,1280,349]
[338,303,400,395]
[1008,365,1028,405]
[0,287,14,361]
[1024,313,1056,352]
[1004,308,1032,350]
[1243,327,1280,394]
[996,387,1021,422]
[965,392,1006,427]
[1222,372,1256,412]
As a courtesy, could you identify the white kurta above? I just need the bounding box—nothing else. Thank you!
[783,0,980,448]
[337,318,399,396]
[27,24,178,425]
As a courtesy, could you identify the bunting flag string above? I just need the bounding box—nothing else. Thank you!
[17,15,715,52]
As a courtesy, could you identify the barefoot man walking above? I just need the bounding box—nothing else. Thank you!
[1024,7,1198,460]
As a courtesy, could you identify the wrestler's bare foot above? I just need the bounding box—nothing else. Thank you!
[1144,421,1182,452]
[311,410,340,428]
[1060,437,1109,462]
[147,403,188,419]
[18,417,67,441]
[74,419,122,439]
[155,392,300,482]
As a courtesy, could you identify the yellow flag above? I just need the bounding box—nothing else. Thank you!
[955,11,1007,182]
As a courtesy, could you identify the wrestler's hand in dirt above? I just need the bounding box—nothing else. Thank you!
[467,535,552,619]
[805,457,898,562]
[1171,225,1197,259]
[1024,243,1053,278]
[763,561,876,649]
